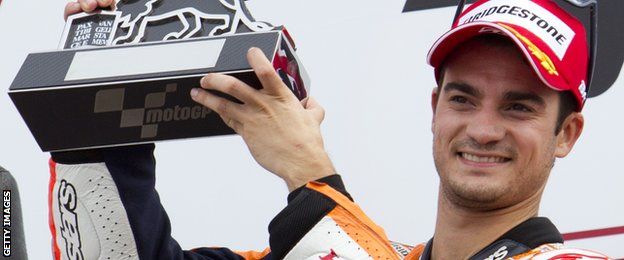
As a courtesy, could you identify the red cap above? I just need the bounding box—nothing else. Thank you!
[428,0,589,111]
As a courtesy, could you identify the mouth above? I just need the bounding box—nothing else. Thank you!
[457,152,511,164]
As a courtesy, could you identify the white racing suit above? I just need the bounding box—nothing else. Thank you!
[48,144,611,259]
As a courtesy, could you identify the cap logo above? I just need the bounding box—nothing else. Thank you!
[579,80,587,100]
[458,0,575,60]
[500,24,559,76]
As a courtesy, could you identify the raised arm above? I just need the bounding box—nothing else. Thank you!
[49,2,409,259]
[190,48,414,259]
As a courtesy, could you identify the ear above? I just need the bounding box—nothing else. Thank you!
[431,87,439,133]
[555,112,584,158]
[431,87,439,114]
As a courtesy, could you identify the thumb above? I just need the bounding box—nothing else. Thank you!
[303,97,325,123]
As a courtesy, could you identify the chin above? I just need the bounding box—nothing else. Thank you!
[443,179,510,210]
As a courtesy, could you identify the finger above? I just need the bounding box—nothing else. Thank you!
[190,88,247,121]
[64,2,82,20]
[200,73,261,106]
[96,0,115,9]
[300,97,309,107]
[247,47,291,97]
[78,0,98,13]
[304,97,325,123]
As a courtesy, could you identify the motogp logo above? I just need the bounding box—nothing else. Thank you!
[93,84,213,139]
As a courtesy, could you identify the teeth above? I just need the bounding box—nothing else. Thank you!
[461,153,507,163]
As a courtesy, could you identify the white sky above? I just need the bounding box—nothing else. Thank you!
[0,0,622,259]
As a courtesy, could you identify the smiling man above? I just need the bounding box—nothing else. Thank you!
[380,0,602,258]
[425,33,584,259]
[51,0,611,259]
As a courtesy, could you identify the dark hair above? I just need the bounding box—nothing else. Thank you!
[435,34,577,135]
[555,91,577,134]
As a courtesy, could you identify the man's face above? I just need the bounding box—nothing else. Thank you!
[431,39,581,210]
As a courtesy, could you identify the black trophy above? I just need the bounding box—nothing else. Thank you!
[9,0,310,152]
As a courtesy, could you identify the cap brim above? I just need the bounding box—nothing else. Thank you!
[427,22,570,95]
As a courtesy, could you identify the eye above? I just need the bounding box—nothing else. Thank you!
[449,95,468,104]
[507,103,533,113]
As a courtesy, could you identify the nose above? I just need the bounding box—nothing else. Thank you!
[465,108,506,146]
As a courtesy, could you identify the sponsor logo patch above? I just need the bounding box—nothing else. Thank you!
[58,180,84,260]
[579,81,587,101]
[483,246,508,260]
[499,24,559,76]
[458,0,575,60]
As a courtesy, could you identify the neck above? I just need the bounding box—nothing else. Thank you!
[431,186,544,260]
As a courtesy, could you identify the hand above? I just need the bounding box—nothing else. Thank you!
[191,47,336,191]
[64,0,115,20]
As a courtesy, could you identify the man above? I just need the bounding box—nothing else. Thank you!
[52,0,611,259]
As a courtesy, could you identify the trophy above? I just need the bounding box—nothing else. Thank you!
[9,0,310,152]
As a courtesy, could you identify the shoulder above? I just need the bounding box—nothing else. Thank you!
[511,244,612,260]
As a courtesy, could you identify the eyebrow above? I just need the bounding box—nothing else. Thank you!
[503,91,546,107]
[444,82,546,107]
[443,82,482,98]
